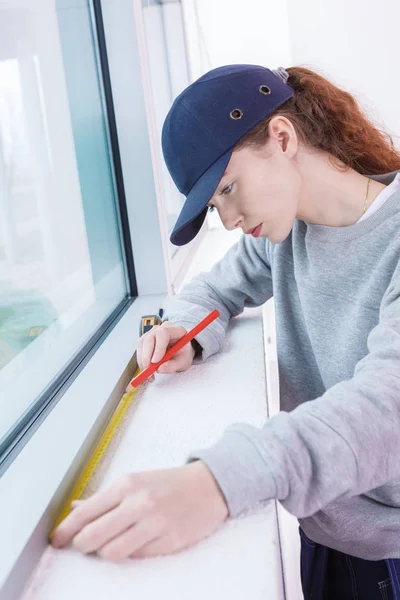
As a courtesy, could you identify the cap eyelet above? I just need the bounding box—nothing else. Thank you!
[230,108,243,120]
[259,85,271,95]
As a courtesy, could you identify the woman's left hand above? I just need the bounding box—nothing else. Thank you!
[51,460,229,561]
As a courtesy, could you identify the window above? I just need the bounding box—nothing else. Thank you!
[0,0,135,470]
[0,1,196,596]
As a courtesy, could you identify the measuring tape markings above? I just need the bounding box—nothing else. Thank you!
[50,371,141,538]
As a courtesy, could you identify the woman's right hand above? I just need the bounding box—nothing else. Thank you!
[136,321,195,383]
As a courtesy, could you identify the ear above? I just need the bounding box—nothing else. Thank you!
[268,116,298,157]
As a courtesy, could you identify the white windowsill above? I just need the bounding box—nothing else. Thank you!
[21,305,286,600]
[15,227,294,600]
[2,226,303,600]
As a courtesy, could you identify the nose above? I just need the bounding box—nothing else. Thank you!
[219,209,244,231]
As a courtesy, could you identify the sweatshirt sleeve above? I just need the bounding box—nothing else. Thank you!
[163,235,273,361]
[186,264,400,519]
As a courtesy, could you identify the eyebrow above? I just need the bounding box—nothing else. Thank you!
[217,170,229,190]
[207,170,229,206]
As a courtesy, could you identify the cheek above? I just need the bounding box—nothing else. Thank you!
[236,186,262,215]
[262,184,299,242]
[239,164,300,221]
[268,175,300,218]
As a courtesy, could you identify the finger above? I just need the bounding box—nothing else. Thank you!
[52,482,125,548]
[136,337,144,371]
[98,517,162,562]
[140,332,158,369]
[150,328,172,364]
[130,533,183,559]
[72,495,145,554]
[151,324,190,364]
[160,323,188,343]
[157,353,188,374]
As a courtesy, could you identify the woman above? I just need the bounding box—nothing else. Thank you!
[53,64,400,599]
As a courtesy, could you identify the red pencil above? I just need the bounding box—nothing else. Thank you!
[128,309,220,389]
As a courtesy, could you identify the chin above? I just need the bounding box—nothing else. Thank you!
[267,227,292,244]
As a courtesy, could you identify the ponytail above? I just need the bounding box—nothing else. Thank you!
[236,66,400,175]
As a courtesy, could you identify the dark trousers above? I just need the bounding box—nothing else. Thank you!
[300,528,400,600]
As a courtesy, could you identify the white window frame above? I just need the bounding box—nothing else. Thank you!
[0,1,205,597]
[132,0,209,295]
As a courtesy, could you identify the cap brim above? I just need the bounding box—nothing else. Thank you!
[170,149,233,246]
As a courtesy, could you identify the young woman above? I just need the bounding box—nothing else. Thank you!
[53,64,400,599]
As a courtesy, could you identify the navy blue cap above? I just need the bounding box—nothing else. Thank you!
[162,64,294,246]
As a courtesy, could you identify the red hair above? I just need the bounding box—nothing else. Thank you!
[235,66,400,175]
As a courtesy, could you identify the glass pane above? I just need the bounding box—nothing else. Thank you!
[0,0,129,441]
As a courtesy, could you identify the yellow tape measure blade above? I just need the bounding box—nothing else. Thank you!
[49,384,140,539]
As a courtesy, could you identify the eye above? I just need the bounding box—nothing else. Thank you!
[208,205,216,213]
[221,183,234,196]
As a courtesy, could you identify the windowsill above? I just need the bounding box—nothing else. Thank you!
[15,226,290,600]
[4,227,302,600]
[20,306,286,600]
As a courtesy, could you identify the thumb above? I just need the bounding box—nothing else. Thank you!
[151,324,187,364]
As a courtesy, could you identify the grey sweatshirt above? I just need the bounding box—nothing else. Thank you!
[163,170,400,560]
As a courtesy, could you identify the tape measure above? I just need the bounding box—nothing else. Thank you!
[49,309,164,539]
[139,308,164,335]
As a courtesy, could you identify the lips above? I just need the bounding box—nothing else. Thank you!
[246,223,262,237]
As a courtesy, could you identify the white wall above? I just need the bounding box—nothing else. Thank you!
[182,0,292,81]
[286,0,400,142]
[183,0,400,146]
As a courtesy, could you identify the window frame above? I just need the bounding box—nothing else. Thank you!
[0,0,138,475]
[132,0,209,295]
